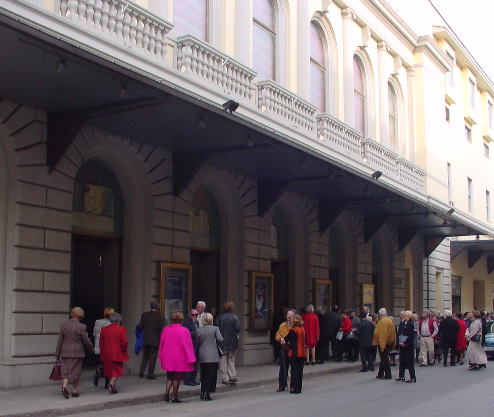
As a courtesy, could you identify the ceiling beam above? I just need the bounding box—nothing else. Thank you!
[364,215,387,242]
[468,250,484,269]
[173,152,207,196]
[258,180,290,217]
[398,227,421,251]
[319,201,345,235]
[487,256,494,275]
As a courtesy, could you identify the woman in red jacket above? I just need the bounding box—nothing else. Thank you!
[455,312,468,365]
[302,304,320,365]
[99,313,129,394]
[340,311,353,361]
[284,314,306,394]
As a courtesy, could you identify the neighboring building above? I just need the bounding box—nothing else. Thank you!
[0,0,492,387]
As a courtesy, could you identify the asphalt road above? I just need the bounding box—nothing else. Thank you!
[69,363,494,417]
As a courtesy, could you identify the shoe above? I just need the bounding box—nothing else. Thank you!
[310,362,316,366]
[104,379,110,389]
[204,394,212,401]
[395,377,405,382]
[200,392,204,400]
[304,362,310,366]
[222,381,231,385]
[172,398,182,403]
[164,393,170,402]
[93,375,99,386]
[405,378,416,383]
[72,392,80,398]
[61,387,69,399]
[138,374,144,378]
[383,376,392,380]
[147,376,156,380]
[419,364,427,367]
[277,388,285,392]
[229,378,238,383]
[108,384,118,394]
[359,369,368,372]
[376,375,384,379]
[316,360,324,364]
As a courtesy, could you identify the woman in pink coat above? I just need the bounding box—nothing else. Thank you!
[159,312,196,403]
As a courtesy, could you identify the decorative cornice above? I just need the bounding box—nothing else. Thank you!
[341,7,356,21]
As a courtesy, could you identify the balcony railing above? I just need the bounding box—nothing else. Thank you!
[52,4,426,194]
[258,80,317,132]
[317,113,362,159]
[59,0,173,62]
[176,35,257,102]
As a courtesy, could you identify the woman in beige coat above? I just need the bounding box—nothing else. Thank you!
[466,310,487,370]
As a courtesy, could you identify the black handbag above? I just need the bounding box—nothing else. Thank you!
[471,333,481,342]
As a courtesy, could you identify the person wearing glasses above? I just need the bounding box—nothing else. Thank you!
[182,309,200,386]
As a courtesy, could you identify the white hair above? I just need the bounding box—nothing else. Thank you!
[201,312,213,325]
[378,308,387,317]
[306,304,314,313]
[196,301,206,307]
[444,309,452,317]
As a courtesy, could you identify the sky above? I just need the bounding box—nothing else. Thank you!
[387,0,494,82]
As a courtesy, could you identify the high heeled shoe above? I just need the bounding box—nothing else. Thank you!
[163,393,170,403]
[61,387,69,399]
[204,393,213,401]
[108,384,118,394]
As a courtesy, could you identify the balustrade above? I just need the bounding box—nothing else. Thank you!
[362,138,398,177]
[316,113,362,158]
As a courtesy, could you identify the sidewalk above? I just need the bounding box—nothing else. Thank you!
[0,360,361,417]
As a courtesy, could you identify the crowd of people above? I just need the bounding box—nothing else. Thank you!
[54,301,491,402]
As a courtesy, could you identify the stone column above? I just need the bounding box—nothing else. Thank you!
[406,67,416,162]
[297,0,310,100]
[342,8,356,127]
[234,0,252,66]
[378,41,390,146]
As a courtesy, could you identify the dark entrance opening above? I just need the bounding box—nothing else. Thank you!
[191,250,220,314]
[271,208,290,309]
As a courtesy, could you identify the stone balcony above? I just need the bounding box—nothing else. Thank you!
[13,0,426,194]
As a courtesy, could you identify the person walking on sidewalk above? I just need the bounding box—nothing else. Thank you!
[325,306,341,360]
[355,311,375,372]
[196,313,224,401]
[182,309,199,386]
[372,308,396,380]
[99,313,129,394]
[275,309,295,392]
[419,309,438,367]
[455,312,468,365]
[93,307,114,389]
[395,311,416,383]
[139,302,166,379]
[215,301,241,385]
[466,310,488,370]
[55,307,94,399]
[439,309,459,367]
[284,314,306,394]
[159,312,196,403]
[302,304,319,365]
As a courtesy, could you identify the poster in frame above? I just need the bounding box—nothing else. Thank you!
[159,262,192,322]
[313,279,332,314]
[361,283,375,314]
[249,272,274,330]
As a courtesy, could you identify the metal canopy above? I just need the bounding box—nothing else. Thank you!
[450,240,494,274]
[0,15,484,253]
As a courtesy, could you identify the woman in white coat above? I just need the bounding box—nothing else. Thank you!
[466,310,487,370]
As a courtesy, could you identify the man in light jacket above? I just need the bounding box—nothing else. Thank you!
[419,309,438,367]
[215,301,240,385]
[372,308,396,380]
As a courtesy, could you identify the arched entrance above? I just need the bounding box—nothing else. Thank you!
[71,160,123,355]
[271,208,290,309]
[190,186,222,314]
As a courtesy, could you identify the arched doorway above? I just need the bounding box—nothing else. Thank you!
[190,186,221,314]
[71,160,123,357]
[271,208,290,309]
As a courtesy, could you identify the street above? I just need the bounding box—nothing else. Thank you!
[69,363,494,417]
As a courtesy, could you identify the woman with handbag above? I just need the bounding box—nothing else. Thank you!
[284,314,306,394]
[196,313,224,401]
[395,311,416,382]
[93,307,114,388]
[466,310,487,370]
[55,307,94,399]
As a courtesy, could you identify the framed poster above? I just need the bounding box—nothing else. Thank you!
[361,283,375,314]
[314,279,332,314]
[249,272,274,330]
[160,263,192,322]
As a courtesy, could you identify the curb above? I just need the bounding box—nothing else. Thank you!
[4,363,361,417]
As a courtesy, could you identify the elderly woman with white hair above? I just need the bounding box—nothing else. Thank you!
[55,307,94,399]
[396,311,416,382]
[196,312,224,401]
[439,309,459,367]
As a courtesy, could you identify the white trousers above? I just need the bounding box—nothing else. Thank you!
[219,350,236,382]
[419,336,434,365]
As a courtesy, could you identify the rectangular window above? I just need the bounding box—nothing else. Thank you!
[253,0,276,81]
[447,162,452,203]
[445,105,450,122]
[485,142,490,159]
[487,190,491,222]
[469,78,476,109]
[173,0,208,42]
[465,125,472,143]
[489,101,493,129]
[468,177,473,213]
[446,51,454,85]
[435,271,443,312]
[451,275,461,313]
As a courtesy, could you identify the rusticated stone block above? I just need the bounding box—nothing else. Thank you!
[46,188,72,211]
[16,181,46,206]
[44,272,70,292]
[11,334,58,357]
[12,313,43,334]
[14,226,44,248]
[14,247,70,272]
[13,291,69,313]
[44,230,71,252]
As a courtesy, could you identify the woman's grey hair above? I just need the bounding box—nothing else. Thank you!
[378,308,387,317]
[306,304,314,313]
[444,309,452,317]
[110,313,122,323]
[201,312,213,326]
[71,307,84,319]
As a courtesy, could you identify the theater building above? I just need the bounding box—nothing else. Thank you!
[0,0,492,387]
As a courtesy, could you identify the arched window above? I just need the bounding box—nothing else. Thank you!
[310,21,326,112]
[253,0,276,80]
[173,0,208,42]
[353,56,366,134]
[388,82,398,152]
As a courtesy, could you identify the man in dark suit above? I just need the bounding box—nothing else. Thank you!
[182,308,199,385]
[439,309,459,366]
[139,302,166,379]
[325,305,341,360]
[355,311,375,372]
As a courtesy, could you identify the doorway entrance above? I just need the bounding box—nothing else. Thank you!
[271,208,291,309]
